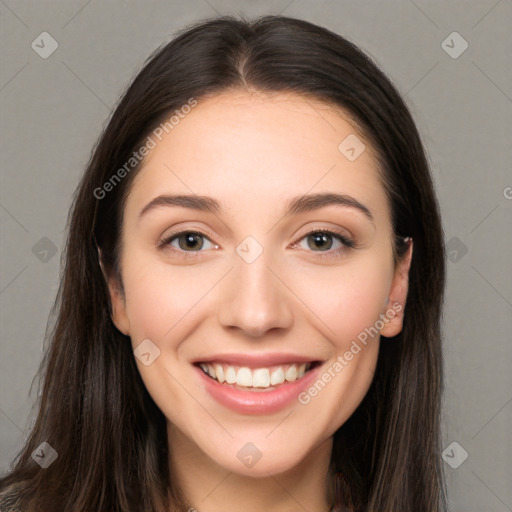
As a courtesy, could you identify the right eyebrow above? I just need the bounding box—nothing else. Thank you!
[138,194,220,220]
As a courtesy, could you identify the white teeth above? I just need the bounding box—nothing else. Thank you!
[285,364,297,382]
[236,367,253,387]
[225,366,237,384]
[270,367,285,385]
[252,368,271,388]
[199,361,313,389]
[207,364,216,379]
[214,364,225,383]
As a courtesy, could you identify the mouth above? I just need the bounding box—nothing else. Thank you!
[194,360,322,392]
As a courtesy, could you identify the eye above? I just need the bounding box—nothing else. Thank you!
[158,228,356,261]
[159,231,218,253]
[293,229,355,259]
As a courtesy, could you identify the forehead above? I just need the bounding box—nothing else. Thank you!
[126,90,389,224]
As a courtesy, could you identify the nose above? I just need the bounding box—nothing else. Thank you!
[217,250,294,338]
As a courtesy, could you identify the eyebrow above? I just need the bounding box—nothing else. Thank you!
[138,192,374,222]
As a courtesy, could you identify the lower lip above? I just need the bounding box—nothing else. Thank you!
[194,364,322,415]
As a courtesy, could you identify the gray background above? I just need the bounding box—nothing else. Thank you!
[0,0,511,510]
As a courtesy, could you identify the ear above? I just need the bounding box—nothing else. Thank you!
[380,239,413,338]
[98,247,130,336]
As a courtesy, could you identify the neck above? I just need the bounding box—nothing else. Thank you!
[167,422,334,512]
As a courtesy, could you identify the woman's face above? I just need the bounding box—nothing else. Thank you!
[107,90,411,477]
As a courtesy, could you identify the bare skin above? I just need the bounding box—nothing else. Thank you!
[106,90,412,512]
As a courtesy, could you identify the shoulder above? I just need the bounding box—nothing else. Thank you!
[0,481,25,511]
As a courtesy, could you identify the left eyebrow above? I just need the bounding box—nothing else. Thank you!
[284,192,374,222]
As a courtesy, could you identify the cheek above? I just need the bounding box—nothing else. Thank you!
[119,259,218,415]
[288,255,393,348]
[290,258,391,428]
[121,257,224,343]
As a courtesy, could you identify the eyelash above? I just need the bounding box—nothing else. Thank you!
[158,229,356,261]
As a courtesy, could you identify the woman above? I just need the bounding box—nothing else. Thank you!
[0,15,448,511]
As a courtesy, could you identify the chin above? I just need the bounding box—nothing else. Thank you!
[207,434,318,478]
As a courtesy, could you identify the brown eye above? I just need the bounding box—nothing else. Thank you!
[306,232,335,251]
[160,231,217,253]
[177,233,205,251]
[293,229,356,261]
[298,230,354,251]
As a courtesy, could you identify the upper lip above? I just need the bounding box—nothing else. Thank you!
[192,353,322,368]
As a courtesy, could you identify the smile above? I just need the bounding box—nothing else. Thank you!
[197,361,318,390]
[193,355,324,414]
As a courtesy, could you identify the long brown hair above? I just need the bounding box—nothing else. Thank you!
[0,15,448,511]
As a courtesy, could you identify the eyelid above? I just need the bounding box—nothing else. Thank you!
[291,225,355,246]
[159,224,218,244]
